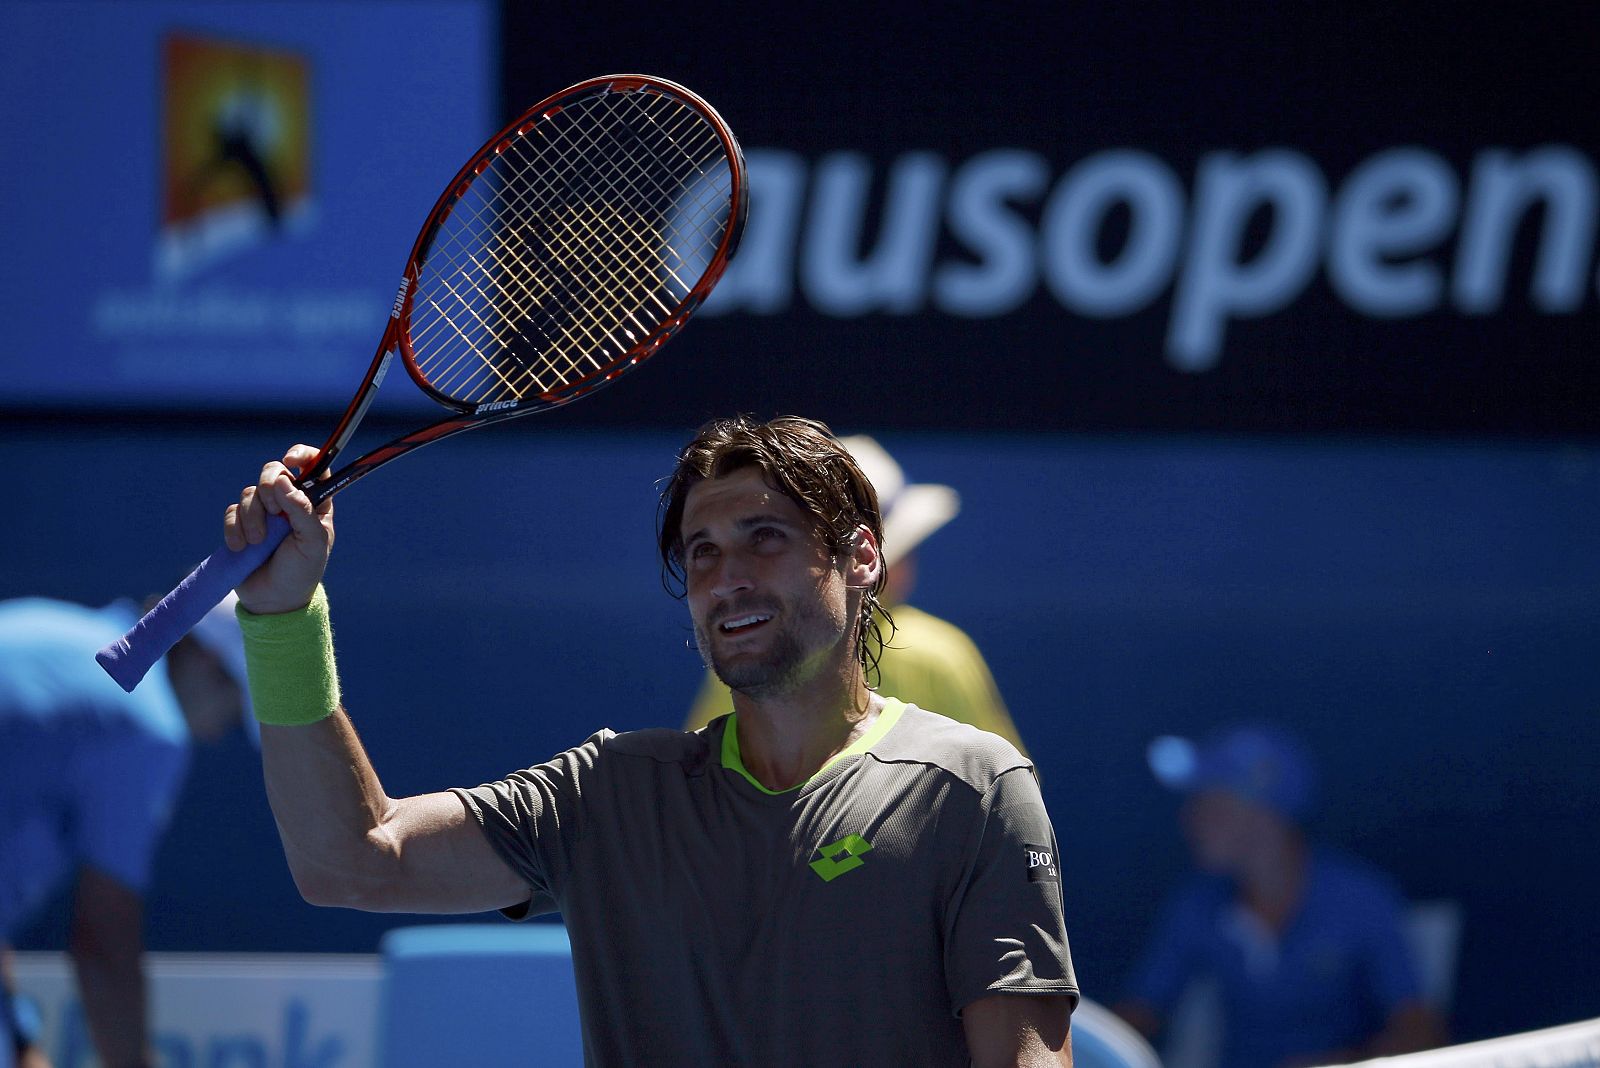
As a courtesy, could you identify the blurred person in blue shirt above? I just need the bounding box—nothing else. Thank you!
[1113,725,1445,1068]
[0,594,253,1068]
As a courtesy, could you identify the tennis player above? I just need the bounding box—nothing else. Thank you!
[227,415,1077,1067]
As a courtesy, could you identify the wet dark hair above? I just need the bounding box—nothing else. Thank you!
[658,415,893,683]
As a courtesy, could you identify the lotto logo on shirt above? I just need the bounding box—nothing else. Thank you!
[810,834,873,882]
[1025,845,1059,883]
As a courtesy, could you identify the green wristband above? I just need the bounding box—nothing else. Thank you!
[236,584,342,726]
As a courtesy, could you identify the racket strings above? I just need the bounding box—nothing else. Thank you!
[408,87,735,405]
[505,92,729,350]
[482,94,729,376]
[432,204,656,399]
[461,96,724,392]
[419,121,718,401]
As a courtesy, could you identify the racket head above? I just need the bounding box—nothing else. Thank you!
[395,74,747,414]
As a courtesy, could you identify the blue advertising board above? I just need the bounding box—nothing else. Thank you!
[0,0,493,414]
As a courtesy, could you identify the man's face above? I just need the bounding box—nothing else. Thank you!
[680,467,860,698]
[1181,788,1278,874]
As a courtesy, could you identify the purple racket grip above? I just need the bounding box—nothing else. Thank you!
[96,513,292,692]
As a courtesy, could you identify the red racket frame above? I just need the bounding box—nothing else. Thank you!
[303,73,747,503]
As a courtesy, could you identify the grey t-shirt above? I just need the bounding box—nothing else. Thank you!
[454,698,1077,1066]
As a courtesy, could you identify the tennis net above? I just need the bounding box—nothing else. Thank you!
[1337,1016,1600,1068]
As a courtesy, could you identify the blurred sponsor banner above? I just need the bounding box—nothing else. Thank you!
[0,0,492,415]
[13,952,381,1068]
[2,4,1594,433]
[501,6,1600,435]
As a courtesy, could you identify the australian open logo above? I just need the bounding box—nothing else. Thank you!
[1025,844,1059,884]
[157,32,315,281]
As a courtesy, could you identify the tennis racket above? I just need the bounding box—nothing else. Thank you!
[97,73,747,692]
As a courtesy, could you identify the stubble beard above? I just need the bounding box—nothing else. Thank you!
[696,594,851,699]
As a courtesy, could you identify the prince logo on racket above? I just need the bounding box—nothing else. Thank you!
[222,413,1077,1067]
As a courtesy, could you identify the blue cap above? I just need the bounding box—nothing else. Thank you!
[1146,725,1316,820]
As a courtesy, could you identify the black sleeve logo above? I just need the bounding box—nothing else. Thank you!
[1025,844,1060,883]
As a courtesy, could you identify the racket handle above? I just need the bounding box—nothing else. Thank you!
[96,514,292,692]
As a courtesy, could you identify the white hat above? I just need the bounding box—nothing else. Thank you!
[188,591,258,746]
[840,435,960,568]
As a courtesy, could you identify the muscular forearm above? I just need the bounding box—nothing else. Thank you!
[232,447,529,917]
[226,448,401,905]
[260,710,523,915]
[240,587,407,908]
[261,710,406,908]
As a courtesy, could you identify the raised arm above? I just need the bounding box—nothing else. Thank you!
[229,446,529,915]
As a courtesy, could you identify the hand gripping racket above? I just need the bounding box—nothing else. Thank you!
[98,74,747,691]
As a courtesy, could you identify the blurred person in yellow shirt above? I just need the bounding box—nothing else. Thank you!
[684,435,1025,753]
